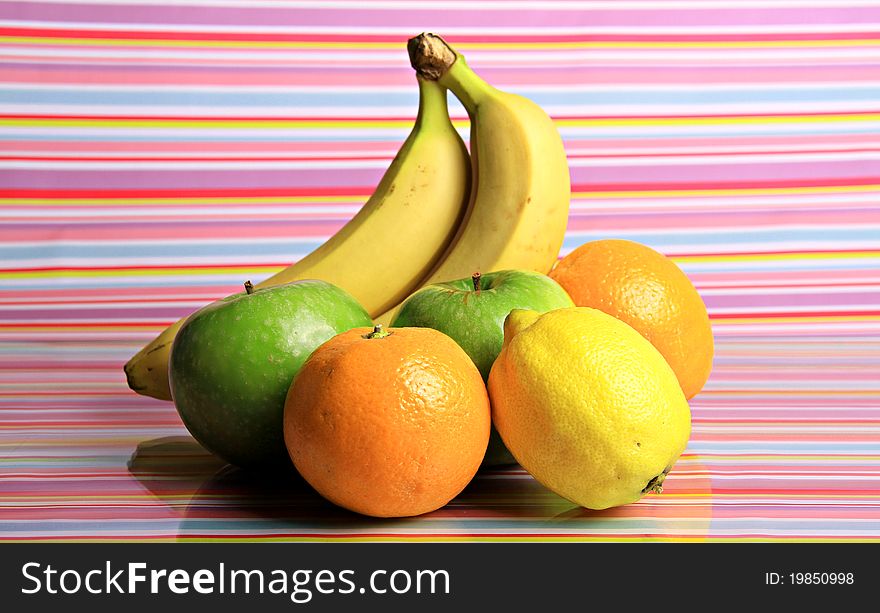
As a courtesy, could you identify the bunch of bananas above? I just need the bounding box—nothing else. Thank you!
[124,33,572,400]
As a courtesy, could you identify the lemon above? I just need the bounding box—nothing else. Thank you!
[487,308,692,510]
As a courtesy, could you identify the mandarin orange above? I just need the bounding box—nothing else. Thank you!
[283,325,490,518]
[549,239,713,399]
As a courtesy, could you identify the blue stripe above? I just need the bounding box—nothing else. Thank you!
[0,226,877,260]
[6,85,880,108]
[1,517,871,534]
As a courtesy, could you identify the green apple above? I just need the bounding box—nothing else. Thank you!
[169,279,372,469]
[390,269,573,466]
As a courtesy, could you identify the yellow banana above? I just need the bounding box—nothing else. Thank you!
[375,34,571,325]
[125,76,471,400]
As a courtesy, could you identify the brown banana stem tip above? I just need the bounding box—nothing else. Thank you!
[244,280,255,295]
[407,33,457,81]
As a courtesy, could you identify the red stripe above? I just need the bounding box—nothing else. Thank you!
[563,110,880,120]
[0,187,366,198]
[1,533,873,542]
[700,282,880,290]
[0,262,287,273]
[0,390,141,396]
[4,147,880,162]
[8,419,879,427]
[571,148,880,158]
[0,297,213,306]
[1,311,877,327]
[577,178,880,191]
[3,178,880,200]
[0,155,392,163]
[2,26,878,44]
[0,364,131,371]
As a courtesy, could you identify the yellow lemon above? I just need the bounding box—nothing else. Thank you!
[487,308,691,510]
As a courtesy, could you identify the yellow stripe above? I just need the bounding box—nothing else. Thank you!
[674,250,880,263]
[5,492,876,502]
[6,536,878,543]
[1,495,194,501]
[467,40,880,50]
[3,454,875,462]
[684,454,880,461]
[179,536,878,543]
[3,35,879,50]
[700,390,880,396]
[0,117,411,129]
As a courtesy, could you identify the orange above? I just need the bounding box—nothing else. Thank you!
[549,239,713,399]
[283,325,490,518]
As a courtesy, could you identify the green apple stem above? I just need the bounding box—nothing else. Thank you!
[365,324,391,339]
[472,272,482,293]
[244,280,255,295]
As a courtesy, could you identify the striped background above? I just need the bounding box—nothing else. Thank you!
[1,0,879,541]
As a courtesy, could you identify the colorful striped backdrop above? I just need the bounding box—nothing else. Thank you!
[1,1,879,542]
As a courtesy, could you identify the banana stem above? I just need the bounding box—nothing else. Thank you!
[244,280,254,295]
[415,77,450,129]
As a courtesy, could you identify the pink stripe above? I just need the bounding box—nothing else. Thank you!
[0,140,399,153]
[578,201,880,216]
[568,160,880,185]
[6,65,880,88]
[3,159,877,190]
[566,208,880,231]
[2,3,878,28]
[4,209,879,242]
[0,286,234,300]
[3,134,877,155]
[568,134,880,150]
[8,53,877,71]
[712,508,880,519]
[709,371,878,381]
[691,270,880,285]
[700,413,880,421]
[5,47,880,68]
[689,433,880,442]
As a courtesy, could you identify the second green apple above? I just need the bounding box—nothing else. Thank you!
[391,269,573,466]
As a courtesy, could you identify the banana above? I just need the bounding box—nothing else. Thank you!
[125,76,471,400]
[375,33,571,325]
